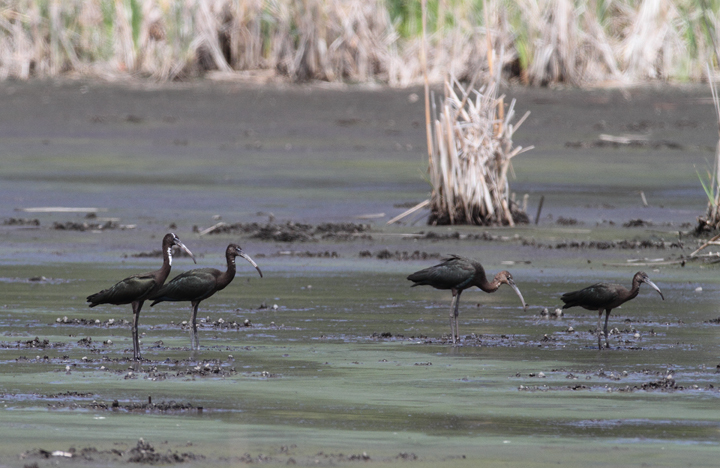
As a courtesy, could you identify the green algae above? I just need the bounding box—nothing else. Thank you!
[2,261,720,466]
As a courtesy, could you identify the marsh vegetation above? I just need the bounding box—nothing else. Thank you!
[1,0,719,85]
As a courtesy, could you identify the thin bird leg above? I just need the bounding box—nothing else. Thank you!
[454,290,462,343]
[603,310,612,349]
[448,292,457,344]
[597,309,603,350]
[189,302,200,351]
[131,301,144,361]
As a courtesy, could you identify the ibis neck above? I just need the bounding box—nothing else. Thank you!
[217,254,237,290]
[627,280,642,301]
[476,273,499,293]
[158,242,173,282]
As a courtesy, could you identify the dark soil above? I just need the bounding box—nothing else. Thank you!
[359,250,442,261]
[3,218,39,226]
[197,221,372,242]
[48,399,202,413]
[272,250,339,258]
[1,337,63,349]
[52,220,122,231]
[415,229,686,250]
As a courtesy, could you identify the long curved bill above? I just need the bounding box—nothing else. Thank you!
[239,252,263,278]
[644,279,664,300]
[508,280,528,309]
[177,241,197,264]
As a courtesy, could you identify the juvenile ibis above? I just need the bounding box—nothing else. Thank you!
[150,244,262,351]
[86,233,196,360]
[561,271,664,350]
[407,255,527,343]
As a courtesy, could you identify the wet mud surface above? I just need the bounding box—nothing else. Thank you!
[2,81,720,466]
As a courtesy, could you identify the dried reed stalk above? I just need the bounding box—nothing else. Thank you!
[702,64,720,227]
[0,1,718,85]
[427,76,532,226]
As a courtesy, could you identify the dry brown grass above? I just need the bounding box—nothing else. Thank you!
[0,0,717,85]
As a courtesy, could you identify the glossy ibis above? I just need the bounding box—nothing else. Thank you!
[86,233,196,360]
[150,244,262,351]
[407,255,527,343]
[561,271,664,350]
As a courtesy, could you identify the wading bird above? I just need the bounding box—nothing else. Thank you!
[86,233,196,360]
[407,255,527,344]
[561,271,664,350]
[150,244,263,351]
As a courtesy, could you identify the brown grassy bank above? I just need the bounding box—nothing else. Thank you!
[0,0,718,86]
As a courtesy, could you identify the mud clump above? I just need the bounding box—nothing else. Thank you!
[55,316,129,327]
[77,336,94,347]
[418,229,681,250]
[614,375,717,393]
[275,250,338,258]
[198,221,371,242]
[535,239,679,250]
[694,217,718,236]
[627,376,680,391]
[314,451,371,462]
[21,439,205,464]
[2,337,62,349]
[45,391,95,398]
[49,399,202,413]
[52,220,121,231]
[360,250,441,261]
[517,368,718,394]
[556,217,580,226]
[369,332,538,348]
[143,360,238,380]
[172,317,279,332]
[3,217,39,226]
[623,218,653,228]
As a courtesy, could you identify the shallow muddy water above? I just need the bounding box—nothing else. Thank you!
[1,81,720,466]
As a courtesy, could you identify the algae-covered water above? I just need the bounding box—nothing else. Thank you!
[1,81,720,466]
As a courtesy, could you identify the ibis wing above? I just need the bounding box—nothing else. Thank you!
[151,268,218,303]
[561,283,620,310]
[408,257,476,290]
[87,273,157,306]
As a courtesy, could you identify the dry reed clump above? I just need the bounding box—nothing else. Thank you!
[695,65,720,234]
[0,0,719,86]
[426,77,532,226]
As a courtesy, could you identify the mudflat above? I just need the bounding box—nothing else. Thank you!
[1,80,719,467]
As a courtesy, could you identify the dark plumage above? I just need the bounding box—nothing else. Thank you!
[150,244,262,351]
[86,233,196,360]
[561,271,664,350]
[407,255,527,344]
